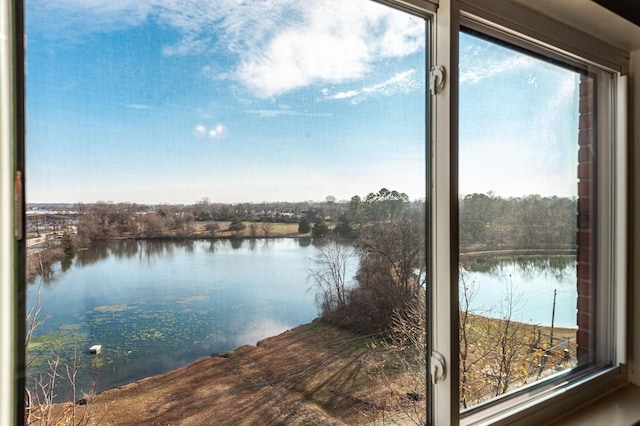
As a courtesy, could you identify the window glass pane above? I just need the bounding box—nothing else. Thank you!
[24,0,429,423]
[458,31,595,410]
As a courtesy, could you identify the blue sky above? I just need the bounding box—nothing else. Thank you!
[459,33,580,198]
[25,0,579,204]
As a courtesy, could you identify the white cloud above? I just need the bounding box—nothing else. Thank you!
[324,69,418,102]
[332,90,359,99]
[230,1,424,98]
[460,42,535,84]
[244,109,330,118]
[363,69,417,95]
[194,123,225,138]
[125,104,154,110]
[31,0,425,99]
[193,124,206,136]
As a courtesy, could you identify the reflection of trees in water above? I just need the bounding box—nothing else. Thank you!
[140,240,176,261]
[60,256,73,273]
[298,238,312,248]
[462,255,575,282]
[31,238,323,286]
[75,241,110,267]
[110,240,140,259]
[207,239,221,253]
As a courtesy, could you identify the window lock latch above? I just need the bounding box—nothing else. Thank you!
[430,65,446,95]
[430,351,447,384]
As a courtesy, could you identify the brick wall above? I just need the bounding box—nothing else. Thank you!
[576,73,594,363]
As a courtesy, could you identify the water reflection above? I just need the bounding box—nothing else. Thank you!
[461,254,577,327]
[462,254,575,281]
[298,238,312,247]
[26,239,323,401]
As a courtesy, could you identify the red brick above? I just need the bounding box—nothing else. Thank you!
[578,262,591,280]
[577,295,592,313]
[579,100,592,114]
[577,279,592,297]
[579,129,593,146]
[578,146,593,162]
[577,247,591,262]
[579,77,593,97]
[579,114,592,130]
[576,230,591,247]
[577,312,591,329]
[578,180,592,197]
[577,196,592,213]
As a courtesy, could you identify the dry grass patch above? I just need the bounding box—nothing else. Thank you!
[56,320,423,425]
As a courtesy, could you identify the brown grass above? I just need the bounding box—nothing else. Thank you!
[56,320,421,425]
[192,221,308,238]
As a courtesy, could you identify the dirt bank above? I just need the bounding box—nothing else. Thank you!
[48,320,424,425]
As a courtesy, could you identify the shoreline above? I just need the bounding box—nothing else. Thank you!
[61,316,577,404]
[44,319,427,425]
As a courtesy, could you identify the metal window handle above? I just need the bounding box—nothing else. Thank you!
[430,65,446,95]
[431,351,446,384]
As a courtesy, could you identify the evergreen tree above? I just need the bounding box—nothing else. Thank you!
[298,217,311,234]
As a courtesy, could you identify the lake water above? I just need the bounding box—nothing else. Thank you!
[461,255,577,328]
[27,238,341,400]
[27,240,577,401]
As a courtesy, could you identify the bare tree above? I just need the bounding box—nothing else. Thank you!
[458,273,548,407]
[249,222,258,239]
[459,271,491,409]
[261,221,273,238]
[490,280,526,396]
[366,303,427,425]
[308,241,356,323]
[349,210,425,333]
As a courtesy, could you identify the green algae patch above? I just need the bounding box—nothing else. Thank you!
[177,295,208,305]
[89,304,133,313]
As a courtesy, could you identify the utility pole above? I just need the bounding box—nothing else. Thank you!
[550,289,557,347]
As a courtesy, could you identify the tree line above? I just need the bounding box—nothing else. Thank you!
[460,193,576,252]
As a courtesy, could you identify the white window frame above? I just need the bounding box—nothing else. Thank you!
[1,0,20,425]
[431,1,629,425]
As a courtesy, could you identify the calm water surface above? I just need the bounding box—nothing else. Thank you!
[27,240,576,401]
[461,255,577,328]
[27,238,334,400]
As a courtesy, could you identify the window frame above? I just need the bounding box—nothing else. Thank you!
[438,2,628,425]
[1,0,24,425]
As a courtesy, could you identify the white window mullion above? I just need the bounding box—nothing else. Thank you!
[614,74,627,366]
[431,0,459,424]
[0,1,17,425]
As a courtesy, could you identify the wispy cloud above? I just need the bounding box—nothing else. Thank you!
[460,43,535,84]
[332,90,358,100]
[28,0,155,34]
[125,104,154,110]
[30,0,425,99]
[244,109,331,118]
[324,69,419,103]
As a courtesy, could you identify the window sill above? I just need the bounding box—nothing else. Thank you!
[552,384,640,425]
[461,366,628,425]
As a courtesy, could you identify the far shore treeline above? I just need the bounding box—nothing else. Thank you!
[27,190,576,251]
